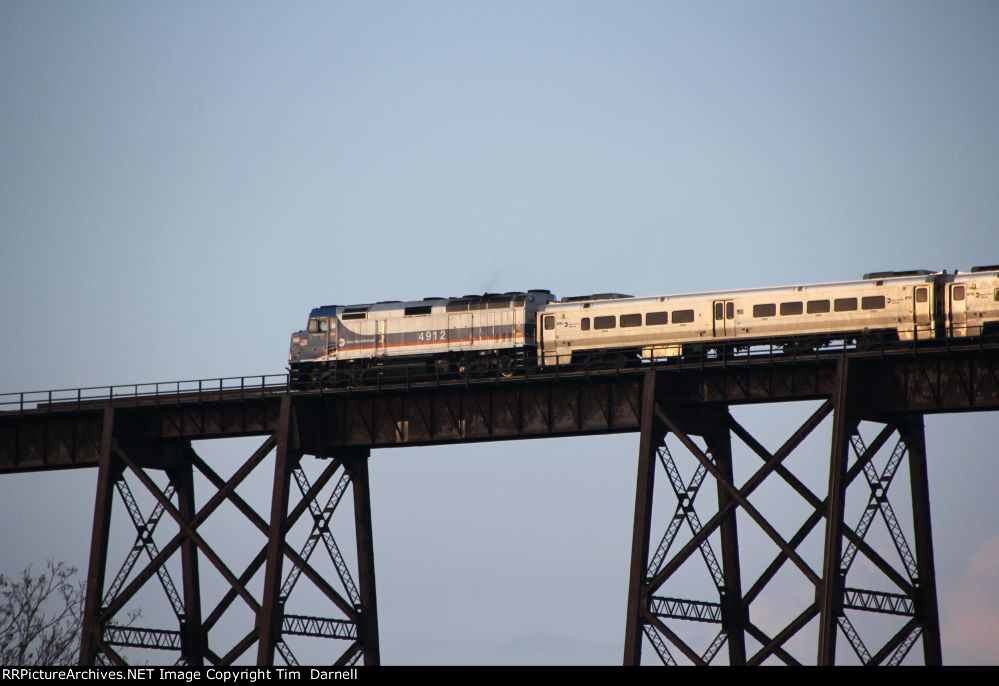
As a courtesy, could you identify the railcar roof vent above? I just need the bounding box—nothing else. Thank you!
[560,293,633,303]
[862,270,932,280]
[970,264,999,273]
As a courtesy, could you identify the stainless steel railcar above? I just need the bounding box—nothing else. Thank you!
[948,267,999,337]
[536,271,947,365]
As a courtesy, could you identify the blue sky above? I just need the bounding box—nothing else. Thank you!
[2,0,998,664]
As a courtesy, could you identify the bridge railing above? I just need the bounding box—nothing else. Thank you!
[0,374,291,415]
[3,329,997,416]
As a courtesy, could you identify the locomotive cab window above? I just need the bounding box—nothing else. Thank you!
[544,316,555,330]
[620,313,642,328]
[916,288,928,303]
[953,285,965,301]
[672,309,695,324]
[308,319,320,333]
[594,315,616,330]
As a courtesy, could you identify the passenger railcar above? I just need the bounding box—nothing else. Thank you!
[947,266,999,337]
[537,272,943,365]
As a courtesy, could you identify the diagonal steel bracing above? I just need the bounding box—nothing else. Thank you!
[79,398,380,666]
[625,361,942,665]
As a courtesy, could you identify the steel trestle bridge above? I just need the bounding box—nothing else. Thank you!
[2,336,999,665]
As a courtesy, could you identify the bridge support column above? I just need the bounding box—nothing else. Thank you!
[79,408,121,665]
[76,398,376,666]
[257,396,302,665]
[624,371,748,665]
[624,359,942,665]
[899,416,942,665]
[342,449,379,666]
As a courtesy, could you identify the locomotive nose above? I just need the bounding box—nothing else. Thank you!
[288,330,307,363]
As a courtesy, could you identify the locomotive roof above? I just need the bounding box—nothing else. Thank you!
[308,291,554,319]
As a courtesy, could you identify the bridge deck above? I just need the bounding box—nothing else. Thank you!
[2,341,998,473]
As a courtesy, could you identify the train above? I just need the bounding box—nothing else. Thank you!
[288,266,999,385]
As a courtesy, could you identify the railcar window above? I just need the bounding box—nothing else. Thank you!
[621,313,642,328]
[581,318,590,331]
[726,302,734,320]
[308,319,319,333]
[780,302,803,316]
[807,299,830,314]
[714,302,723,320]
[861,295,885,310]
[834,298,857,312]
[753,304,776,318]
[544,316,555,331]
[404,305,432,316]
[672,309,695,324]
[915,288,928,303]
[594,315,616,330]
[646,311,668,326]
[953,285,965,301]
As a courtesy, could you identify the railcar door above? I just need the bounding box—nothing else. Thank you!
[913,285,932,339]
[712,300,736,338]
[950,284,968,337]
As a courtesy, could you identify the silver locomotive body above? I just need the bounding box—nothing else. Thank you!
[289,291,555,377]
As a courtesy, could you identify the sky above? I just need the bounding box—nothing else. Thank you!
[1,0,998,665]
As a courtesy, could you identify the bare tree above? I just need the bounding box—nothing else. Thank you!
[0,560,84,665]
